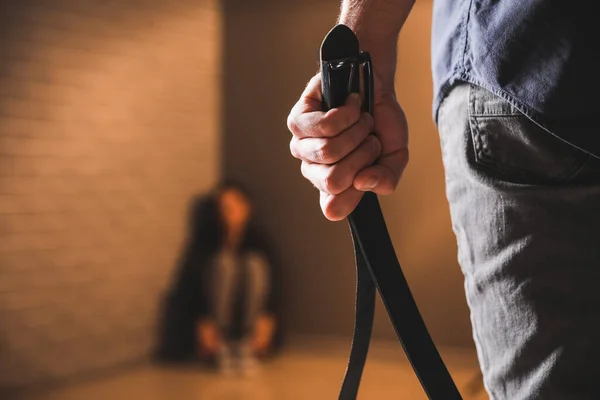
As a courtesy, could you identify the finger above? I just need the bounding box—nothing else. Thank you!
[288,91,362,139]
[301,73,323,102]
[354,147,409,194]
[290,74,323,114]
[319,187,364,221]
[287,75,323,136]
[301,135,381,195]
[289,112,374,164]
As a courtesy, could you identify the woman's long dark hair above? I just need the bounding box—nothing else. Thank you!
[192,179,259,256]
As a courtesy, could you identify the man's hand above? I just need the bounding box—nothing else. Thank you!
[287,73,409,221]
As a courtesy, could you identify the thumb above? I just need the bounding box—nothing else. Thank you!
[353,147,409,194]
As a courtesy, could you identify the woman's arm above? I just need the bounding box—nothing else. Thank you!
[196,318,221,358]
[252,313,277,355]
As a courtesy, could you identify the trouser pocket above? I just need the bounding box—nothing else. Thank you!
[467,84,591,185]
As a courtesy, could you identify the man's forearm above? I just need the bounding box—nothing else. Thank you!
[338,0,415,88]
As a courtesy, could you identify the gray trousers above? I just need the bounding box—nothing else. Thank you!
[208,250,270,339]
[438,83,600,399]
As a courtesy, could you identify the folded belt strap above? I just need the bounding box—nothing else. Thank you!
[319,24,463,400]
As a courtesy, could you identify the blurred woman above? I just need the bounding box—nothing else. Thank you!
[155,180,282,375]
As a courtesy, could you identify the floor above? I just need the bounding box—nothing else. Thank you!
[14,337,488,400]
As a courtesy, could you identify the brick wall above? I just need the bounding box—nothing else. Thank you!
[0,0,221,390]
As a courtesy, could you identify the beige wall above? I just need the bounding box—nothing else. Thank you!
[385,1,472,347]
[0,0,475,392]
[0,0,221,390]
[223,1,474,348]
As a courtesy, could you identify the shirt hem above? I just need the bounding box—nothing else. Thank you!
[432,72,600,160]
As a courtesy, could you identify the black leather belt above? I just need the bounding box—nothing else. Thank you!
[320,24,463,400]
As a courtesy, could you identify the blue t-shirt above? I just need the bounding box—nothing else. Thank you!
[431,0,600,157]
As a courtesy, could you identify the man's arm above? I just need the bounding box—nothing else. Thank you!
[338,0,415,87]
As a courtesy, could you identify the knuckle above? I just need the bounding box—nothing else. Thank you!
[322,174,339,195]
[300,161,311,180]
[318,117,337,137]
[322,167,347,195]
[314,139,338,163]
[322,107,357,137]
[289,138,299,158]
[287,113,299,134]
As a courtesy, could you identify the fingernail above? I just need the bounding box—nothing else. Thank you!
[369,135,381,151]
[361,176,378,191]
[347,93,361,108]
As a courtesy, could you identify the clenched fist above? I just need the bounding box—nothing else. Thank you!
[287,73,409,221]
